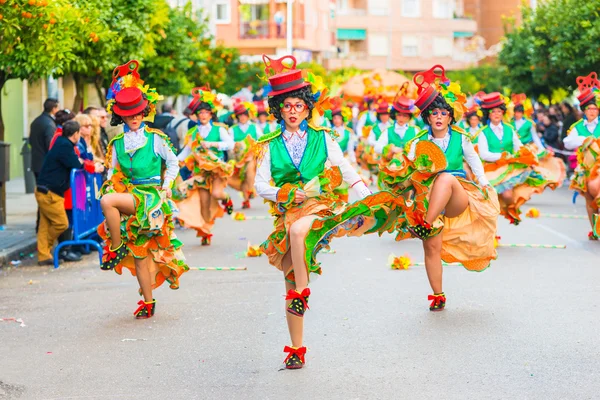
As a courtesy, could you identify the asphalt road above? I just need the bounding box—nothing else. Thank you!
[1,187,599,400]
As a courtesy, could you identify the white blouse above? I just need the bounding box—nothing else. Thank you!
[477,123,523,162]
[563,117,599,150]
[407,130,490,186]
[177,123,234,161]
[374,123,410,154]
[108,127,179,189]
[255,130,371,202]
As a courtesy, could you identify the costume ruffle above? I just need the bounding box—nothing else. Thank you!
[98,170,189,290]
[355,139,380,175]
[523,143,566,189]
[260,166,398,284]
[386,141,499,271]
[174,141,233,237]
[228,136,256,193]
[482,146,550,223]
[570,137,600,199]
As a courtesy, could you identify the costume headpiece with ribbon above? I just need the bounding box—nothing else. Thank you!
[232,99,257,118]
[510,93,533,118]
[480,92,506,110]
[329,96,352,122]
[263,54,331,125]
[576,72,599,107]
[413,65,467,121]
[187,85,221,114]
[106,60,163,122]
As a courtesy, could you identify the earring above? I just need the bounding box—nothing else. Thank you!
[300,120,308,131]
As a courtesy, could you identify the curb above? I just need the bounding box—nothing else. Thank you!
[0,237,38,268]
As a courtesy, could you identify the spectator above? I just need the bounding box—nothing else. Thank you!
[29,98,59,180]
[97,108,110,154]
[150,103,175,130]
[560,102,578,140]
[74,114,96,161]
[89,115,105,162]
[49,109,76,148]
[541,114,561,149]
[34,121,102,266]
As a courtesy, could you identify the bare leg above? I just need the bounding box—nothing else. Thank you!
[423,234,443,294]
[241,160,257,201]
[500,189,514,209]
[199,188,212,223]
[282,251,303,348]
[288,215,318,291]
[425,173,469,223]
[134,257,153,303]
[100,193,135,249]
[586,177,600,228]
[211,178,228,201]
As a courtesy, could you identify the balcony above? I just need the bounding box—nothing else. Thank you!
[239,21,305,40]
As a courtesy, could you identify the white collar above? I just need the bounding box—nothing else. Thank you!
[283,129,307,140]
[428,129,450,140]
[584,117,598,126]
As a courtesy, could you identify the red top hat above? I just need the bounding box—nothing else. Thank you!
[187,85,213,114]
[376,101,390,114]
[578,88,597,106]
[112,87,148,117]
[413,65,447,112]
[392,96,412,114]
[255,101,267,115]
[511,93,527,106]
[233,100,249,116]
[480,92,505,110]
[264,55,310,97]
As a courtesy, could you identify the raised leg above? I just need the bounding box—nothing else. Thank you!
[100,193,135,249]
[425,173,469,223]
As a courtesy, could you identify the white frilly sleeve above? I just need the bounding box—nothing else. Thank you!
[254,146,279,202]
[154,135,179,189]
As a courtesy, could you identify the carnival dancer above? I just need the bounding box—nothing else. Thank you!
[256,101,277,135]
[477,92,551,225]
[175,87,235,246]
[98,60,188,319]
[356,100,392,179]
[330,100,357,202]
[354,96,378,138]
[387,65,500,311]
[460,105,483,143]
[374,96,417,158]
[563,72,600,239]
[255,55,396,369]
[228,100,262,209]
[510,94,566,187]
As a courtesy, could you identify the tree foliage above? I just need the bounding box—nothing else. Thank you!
[498,0,600,98]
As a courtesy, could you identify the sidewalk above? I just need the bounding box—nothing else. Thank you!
[0,177,38,267]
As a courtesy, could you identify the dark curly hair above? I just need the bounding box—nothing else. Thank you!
[390,108,412,121]
[514,104,525,113]
[55,110,75,126]
[481,103,507,124]
[267,86,315,123]
[421,94,455,126]
[110,94,152,126]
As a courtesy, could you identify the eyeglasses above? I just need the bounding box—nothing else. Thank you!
[586,106,599,111]
[198,110,211,115]
[281,103,307,113]
[430,110,449,116]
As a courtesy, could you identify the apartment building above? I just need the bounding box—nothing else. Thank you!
[328,0,478,71]
[210,0,336,64]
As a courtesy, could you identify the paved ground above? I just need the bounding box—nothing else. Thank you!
[1,186,599,400]
[0,179,37,267]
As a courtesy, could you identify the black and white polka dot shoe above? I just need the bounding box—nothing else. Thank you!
[285,288,311,317]
[283,346,306,370]
[101,242,128,270]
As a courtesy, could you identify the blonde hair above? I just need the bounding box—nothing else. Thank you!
[75,113,104,162]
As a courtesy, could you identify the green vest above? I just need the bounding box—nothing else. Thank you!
[262,123,271,135]
[511,118,534,144]
[365,112,376,127]
[336,127,351,152]
[232,124,258,142]
[422,129,464,171]
[482,123,514,154]
[372,124,388,141]
[573,119,600,138]
[388,124,417,148]
[189,124,224,159]
[269,128,328,187]
[114,129,162,182]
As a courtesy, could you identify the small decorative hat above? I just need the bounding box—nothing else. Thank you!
[480,92,505,110]
[376,100,390,114]
[255,101,268,115]
[232,99,257,117]
[392,96,413,114]
[263,55,311,97]
[106,60,162,121]
[187,85,220,114]
[413,65,467,120]
[576,72,599,105]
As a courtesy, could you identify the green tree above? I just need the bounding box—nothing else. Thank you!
[498,0,600,98]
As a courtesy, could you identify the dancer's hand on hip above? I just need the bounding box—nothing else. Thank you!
[294,190,306,204]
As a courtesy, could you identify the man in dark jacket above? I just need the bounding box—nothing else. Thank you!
[34,120,102,266]
[29,98,59,180]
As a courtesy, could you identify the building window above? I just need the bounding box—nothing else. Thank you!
[433,36,453,57]
[368,0,389,16]
[433,0,454,19]
[368,33,389,56]
[402,35,419,57]
[402,0,420,18]
[215,1,231,24]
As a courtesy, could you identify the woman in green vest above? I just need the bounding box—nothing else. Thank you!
[374,96,417,161]
[255,55,395,369]
[256,101,277,135]
[387,66,499,312]
[175,87,235,246]
[461,105,483,143]
[356,101,392,179]
[228,101,263,209]
[330,101,357,202]
[563,73,600,239]
[355,96,378,138]
[477,92,551,225]
[98,60,188,319]
[511,95,566,191]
